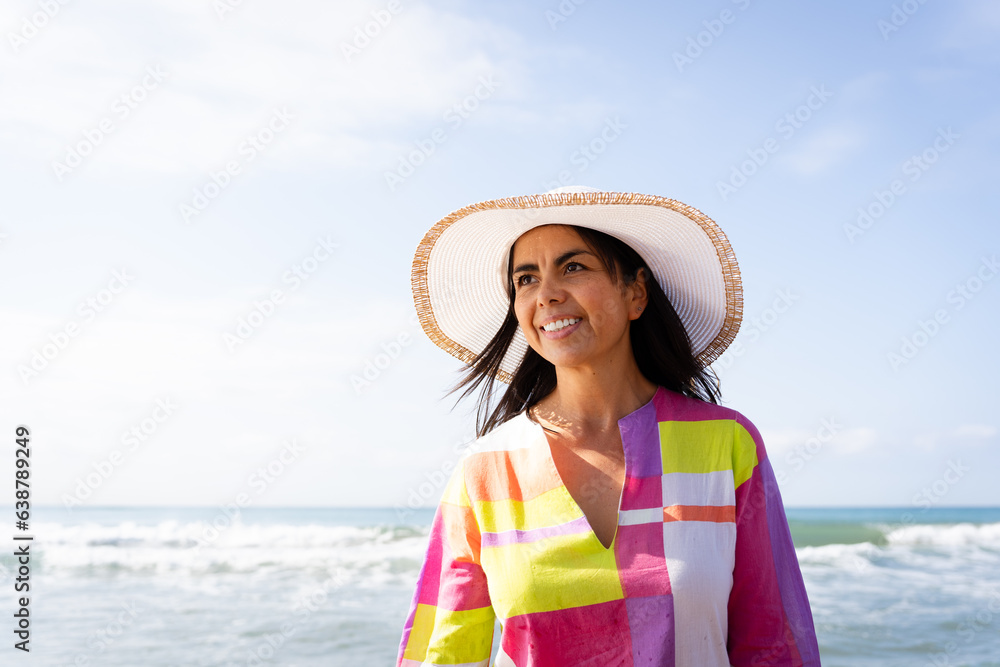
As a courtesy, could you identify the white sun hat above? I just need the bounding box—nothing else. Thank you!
[411,186,743,383]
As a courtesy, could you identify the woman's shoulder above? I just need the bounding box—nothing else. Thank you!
[449,412,544,497]
[455,411,539,462]
[652,386,760,434]
[653,388,767,480]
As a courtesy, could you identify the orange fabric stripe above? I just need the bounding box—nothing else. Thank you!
[465,448,562,503]
[440,502,482,564]
[662,504,735,523]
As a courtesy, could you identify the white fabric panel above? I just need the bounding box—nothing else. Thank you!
[661,470,735,508]
[663,520,736,666]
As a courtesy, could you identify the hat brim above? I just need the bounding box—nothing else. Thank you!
[412,191,742,383]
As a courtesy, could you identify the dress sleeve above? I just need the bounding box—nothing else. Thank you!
[397,458,496,667]
[727,415,822,666]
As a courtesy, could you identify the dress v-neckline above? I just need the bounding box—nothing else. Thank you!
[521,387,661,551]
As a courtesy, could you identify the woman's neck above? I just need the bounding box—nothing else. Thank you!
[530,363,658,438]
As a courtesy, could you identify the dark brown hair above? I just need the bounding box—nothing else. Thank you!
[447,225,720,437]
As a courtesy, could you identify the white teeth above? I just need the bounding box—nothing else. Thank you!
[542,318,581,332]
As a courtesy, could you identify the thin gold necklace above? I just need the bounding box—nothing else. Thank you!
[530,407,562,435]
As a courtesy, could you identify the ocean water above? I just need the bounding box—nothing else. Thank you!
[6,506,1000,666]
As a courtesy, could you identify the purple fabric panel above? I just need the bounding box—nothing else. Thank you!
[481,515,591,548]
[626,595,675,666]
[729,414,822,667]
[758,453,821,665]
[619,390,662,478]
[735,413,820,666]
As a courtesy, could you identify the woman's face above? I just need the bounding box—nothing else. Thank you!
[510,224,645,373]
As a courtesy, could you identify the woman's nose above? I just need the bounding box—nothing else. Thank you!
[535,274,565,305]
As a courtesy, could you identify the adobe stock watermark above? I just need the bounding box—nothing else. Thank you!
[61,398,178,509]
[7,0,73,53]
[394,437,482,521]
[716,84,833,201]
[541,117,628,191]
[852,459,970,573]
[351,329,413,393]
[224,235,339,351]
[72,600,143,662]
[927,590,1000,667]
[844,127,959,244]
[913,459,969,510]
[877,0,929,41]
[232,569,351,667]
[194,439,306,549]
[214,0,247,20]
[351,282,460,393]
[179,107,294,224]
[672,0,752,73]
[545,0,587,30]
[384,75,500,191]
[16,268,134,385]
[340,0,402,62]
[773,417,844,485]
[887,255,997,371]
[712,288,798,371]
[52,64,168,182]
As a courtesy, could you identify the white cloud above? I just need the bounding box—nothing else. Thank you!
[777,123,866,175]
[762,424,877,457]
[911,67,975,85]
[1,286,450,505]
[2,0,528,176]
[838,70,891,102]
[914,423,997,450]
[939,0,1000,56]
[760,428,812,456]
[828,427,878,454]
[953,423,997,439]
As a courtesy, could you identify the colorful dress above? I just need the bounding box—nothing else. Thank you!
[397,386,820,666]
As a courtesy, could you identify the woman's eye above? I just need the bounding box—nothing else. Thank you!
[515,275,534,287]
[566,262,583,272]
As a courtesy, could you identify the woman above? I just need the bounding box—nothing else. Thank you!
[397,187,820,666]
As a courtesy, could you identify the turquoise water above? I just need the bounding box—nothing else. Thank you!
[8,506,1000,665]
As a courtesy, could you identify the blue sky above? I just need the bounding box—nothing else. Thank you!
[1,0,997,511]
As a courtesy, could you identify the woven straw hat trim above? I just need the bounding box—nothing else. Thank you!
[411,192,743,384]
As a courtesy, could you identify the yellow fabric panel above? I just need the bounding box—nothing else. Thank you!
[481,532,624,617]
[402,603,495,663]
[659,419,734,474]
[474,485,580,534]
[733,422,760,488]
[440,460,471,508]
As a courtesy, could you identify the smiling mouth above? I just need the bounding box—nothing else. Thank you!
[541,318,582,332]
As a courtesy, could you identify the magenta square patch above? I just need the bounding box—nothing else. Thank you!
[614,523,671,598]
[502,598,634,666]
[621,475,662,511]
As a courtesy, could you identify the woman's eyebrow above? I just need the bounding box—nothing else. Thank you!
[512,249,593,275]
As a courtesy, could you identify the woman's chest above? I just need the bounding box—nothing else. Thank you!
[466,413,741,622]
[474,463,738,622]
